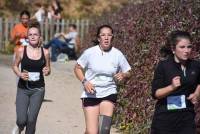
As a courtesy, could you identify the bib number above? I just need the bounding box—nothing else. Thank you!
[28,72,40,81]
[167,95,186,110]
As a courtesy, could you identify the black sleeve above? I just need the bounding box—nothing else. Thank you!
[151,61,165,99]
[197,61,200,84]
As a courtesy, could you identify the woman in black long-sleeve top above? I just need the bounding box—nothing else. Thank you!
[151,31,200,134]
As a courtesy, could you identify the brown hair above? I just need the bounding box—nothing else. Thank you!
[160,30,192,58]
[28,20,42,46]
[28,20,41,34]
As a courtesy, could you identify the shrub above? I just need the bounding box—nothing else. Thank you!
[1,41,15,54]
[81,0,200,133]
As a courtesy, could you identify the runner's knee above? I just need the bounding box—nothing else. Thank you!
[85,128,98,134]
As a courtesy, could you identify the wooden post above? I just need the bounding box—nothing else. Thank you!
[56,19,60,33]
[0,18,3,50]
[44,20,49,44]
[76,19,80,34]
[40,21,44,40]
[5,18,9,48]
[86,19,90,33]
[65,19,69,33]
[61,19,65,33]
[80,19,84,41]
[50,19,54,39]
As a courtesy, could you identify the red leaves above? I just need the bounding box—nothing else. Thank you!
[82,0,200,132]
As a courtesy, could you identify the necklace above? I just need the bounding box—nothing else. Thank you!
[99,45,104,55]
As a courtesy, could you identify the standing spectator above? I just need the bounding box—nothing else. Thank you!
[74,25,131,134]
[51,0,63,20]
[31,2,46,23]
[151,31,200,134]
[47,5,54,21]
[11,10,30,53]
[48,0,63,35]
[12,20,50,134]
[44,24,80,61]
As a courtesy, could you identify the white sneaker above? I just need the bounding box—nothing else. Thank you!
[12,125,21,134]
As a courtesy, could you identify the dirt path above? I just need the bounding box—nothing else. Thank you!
[0,54,119,134]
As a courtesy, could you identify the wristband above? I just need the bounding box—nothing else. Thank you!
[81,78,87,85]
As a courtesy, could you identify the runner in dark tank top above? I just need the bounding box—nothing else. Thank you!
[18,46,46,89]
[12,20,50,134]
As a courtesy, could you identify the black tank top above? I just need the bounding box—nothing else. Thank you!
[18,46,46,89]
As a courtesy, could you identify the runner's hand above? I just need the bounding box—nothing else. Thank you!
[20,71,29,81]
[42,66,50,76]
[83,81,95,94]
[171,76,181,90]
[114,72,125,82]
[187,93,199,105]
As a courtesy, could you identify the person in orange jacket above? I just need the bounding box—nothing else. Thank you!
[11,10,30,53]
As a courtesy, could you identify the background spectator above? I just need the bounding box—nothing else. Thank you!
[44,24,80,61]
[51,0,63,20]
[31,2,46,23]
[11,10,30,53]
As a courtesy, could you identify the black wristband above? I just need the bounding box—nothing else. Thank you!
[81,78,87,85]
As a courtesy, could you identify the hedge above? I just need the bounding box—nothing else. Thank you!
[81,0,200,133]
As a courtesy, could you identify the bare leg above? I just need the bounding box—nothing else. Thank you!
[83,105,100,134]
[99,101,115,116]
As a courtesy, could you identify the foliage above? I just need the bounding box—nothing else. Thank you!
[81,0,200,133]
[1,41,15,54]
[0,0,148,19]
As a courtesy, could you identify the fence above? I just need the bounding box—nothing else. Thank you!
[0,18,90,51]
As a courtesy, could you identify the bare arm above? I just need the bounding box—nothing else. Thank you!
[188,85,200,104]
[31,15,36,20]
[52,13,61,20]
[12,48,22,77]
[74,63,85,82]
[114,70,131,82]
[42,48,51,76]
[12,47,29,80]
[155,76,181,99]
[74,63,95,94]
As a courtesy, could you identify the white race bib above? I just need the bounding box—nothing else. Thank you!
[20,38,29,46]
[28,72,40,81]
[167,95,186,110]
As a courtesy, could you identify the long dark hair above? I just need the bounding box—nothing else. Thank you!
[52,0,63,12]
[92,24,114,45]
[160,30,192,58]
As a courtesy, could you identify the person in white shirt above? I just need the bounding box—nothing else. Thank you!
[32,3,46,23]
[74,25,131,134]
[44,24,80,61]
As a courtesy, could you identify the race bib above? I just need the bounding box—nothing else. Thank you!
[167,95,186,110]
[20,38,29,46]
[28,72,40,81]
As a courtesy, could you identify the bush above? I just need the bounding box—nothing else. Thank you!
[1,41,15,54]
[81,0,200,133]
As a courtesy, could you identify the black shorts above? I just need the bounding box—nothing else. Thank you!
[82,94,117,107]
[151,111,196,134]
